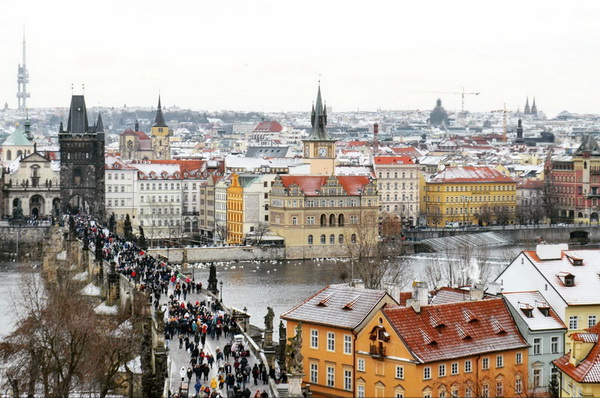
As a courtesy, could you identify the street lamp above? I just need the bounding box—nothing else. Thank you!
[219,280,223,302]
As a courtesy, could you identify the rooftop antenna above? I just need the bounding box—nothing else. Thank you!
[82,83,85,95]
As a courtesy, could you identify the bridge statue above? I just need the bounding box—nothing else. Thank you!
[286,322,304,374]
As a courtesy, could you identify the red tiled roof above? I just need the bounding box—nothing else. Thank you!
[390,147,421,157]
[554,342,600,382]
[374,156,414,165]
[383,298,528,363]
[146,159,206,174]
[121,128,151,140]
[279,175,327,195]
[346,141,369,147]
[279,175,371,196]
[430,166,514,183]
[253,121,283,133]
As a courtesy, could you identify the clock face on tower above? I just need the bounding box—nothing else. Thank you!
[318,147,328,158]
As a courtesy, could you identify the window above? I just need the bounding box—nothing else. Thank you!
[451,362,458,375]
[339,234,344,244]
[516,352,523,364]
[465,360,472,373]
[515,377,522,394]
[496,355,503,368]
[533,338,542,355]
[343,369,352,391]
[589,315,597,328]
[569,316,578,330]
[344,335,352,354]
[308,235,313,245]
[327,332,335,352]
[357,358,365,372]
[292,216,298,225]
[395,365,404,379]
[351,234,357,243]
[465,388,472,398]
[326,366,334,387]
[320,235,326,244]
[495,382,503,398]
[329,234,335,244]
[310,363,318,384]
[533,368,542,388]
[482,357,489,370]
[551,337,559,354]
[438,364,446,377]
[482,383,489,398]
[357,385,365,398]
[307,216,315,225]
[423,366,431,380]
[310,330,318,348]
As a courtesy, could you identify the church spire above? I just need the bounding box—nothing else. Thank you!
[153,95,167,128]
[306,84,332,141]
[524,97,531,115]
[531,97,538,116]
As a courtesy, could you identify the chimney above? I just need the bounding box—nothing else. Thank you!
[351,279,365,289]
[373,123,379,155]
[469,285,484,301]
[412,281,429,307]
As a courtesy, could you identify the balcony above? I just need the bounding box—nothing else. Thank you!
[369,344,386,359]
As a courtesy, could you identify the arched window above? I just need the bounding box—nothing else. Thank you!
[5,150,11,161]
[351,234,357,244]
[308,235,313,245]
[320,234,326,244]
[329,214,336,226]
[338,214,345,226]
[320,214,327,226]
[329,234,335,244]
[16,150,22,159]
[339,234,344,244]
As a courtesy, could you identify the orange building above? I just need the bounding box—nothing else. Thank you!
[226,173,243,244]
[281,284,396,397]
[355,299,529,398]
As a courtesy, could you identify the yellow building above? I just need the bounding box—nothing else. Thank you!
[226,173,243,244]
[150,96,171,160]
[281,284,396,398]
[355,299,529,398]
[269,174,379,259]
[553,324,600,398]
[424,166,516,227]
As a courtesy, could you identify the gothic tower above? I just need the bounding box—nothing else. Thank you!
[524,97,531,115]
[531,97,538,116]
[151,96,171,160]
[58,95,105,219]
[302,85,336,175]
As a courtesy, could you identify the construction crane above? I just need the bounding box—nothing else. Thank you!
[414,87,480,113]
[491,104,516,143]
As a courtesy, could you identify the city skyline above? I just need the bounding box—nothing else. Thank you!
[1,1,600,117]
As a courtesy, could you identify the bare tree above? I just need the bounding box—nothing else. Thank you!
[214,220,228,244]
[249,222,270,246]
[341,212,412,290]
[542,177,560,224]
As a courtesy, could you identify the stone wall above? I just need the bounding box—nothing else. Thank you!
[0,225,51,259]
[149,246,286,263]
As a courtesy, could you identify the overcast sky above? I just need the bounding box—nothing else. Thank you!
[1,0,599,117]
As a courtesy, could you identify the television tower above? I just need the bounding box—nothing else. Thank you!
[16,30,30,110]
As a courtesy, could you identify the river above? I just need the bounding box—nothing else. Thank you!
[0,245,528,340]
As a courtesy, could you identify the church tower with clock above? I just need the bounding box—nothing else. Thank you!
[303,85,336,175]
[151,96,171,160]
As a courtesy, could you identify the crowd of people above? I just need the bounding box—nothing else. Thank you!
[70,215,273,398]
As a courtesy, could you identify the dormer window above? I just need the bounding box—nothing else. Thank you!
[536,301,551,317]
[557,272,575,287]
[369,325,390,342]
[566,253,584,266]
[519,303,534,318]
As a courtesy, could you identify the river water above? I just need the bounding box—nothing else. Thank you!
[0,245,528,340]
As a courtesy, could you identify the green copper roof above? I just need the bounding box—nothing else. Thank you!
[2,126,33,146]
